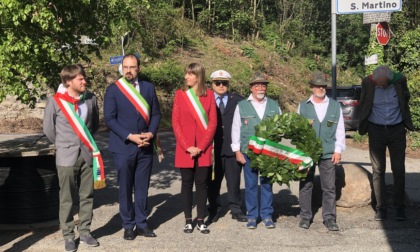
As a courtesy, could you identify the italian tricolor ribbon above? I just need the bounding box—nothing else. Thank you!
[115,77,164,162]
[181,88,209,131]
[248,136,313,170]
[54,94,106,189]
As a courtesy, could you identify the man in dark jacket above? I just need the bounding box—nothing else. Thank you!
[358,65,414,221]
[207,70,247,223]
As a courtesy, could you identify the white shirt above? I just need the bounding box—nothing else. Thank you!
[231,94,282,152]
[297,95,346,154]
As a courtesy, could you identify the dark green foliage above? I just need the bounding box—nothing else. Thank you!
[246,113,323,187]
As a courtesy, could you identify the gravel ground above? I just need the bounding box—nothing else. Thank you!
[1,131,420,252]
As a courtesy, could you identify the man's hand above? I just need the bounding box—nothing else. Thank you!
[331,152,341,165]
[235,151,246,165]
[128,133,153,148]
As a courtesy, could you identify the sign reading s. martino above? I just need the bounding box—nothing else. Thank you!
[337,0,402,14]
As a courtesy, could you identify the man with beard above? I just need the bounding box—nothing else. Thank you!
[297,71,346,231]
[104,54,161,240]
[231,72,281,229]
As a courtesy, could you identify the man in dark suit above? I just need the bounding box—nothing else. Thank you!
[104,54,161,240]
[207,70,247,223]
[358,65,414,221]
[43,64,100,251]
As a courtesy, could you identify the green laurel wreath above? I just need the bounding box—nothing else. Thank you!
[246,112,323,187]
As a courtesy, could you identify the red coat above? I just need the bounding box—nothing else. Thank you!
[172,88,217,168]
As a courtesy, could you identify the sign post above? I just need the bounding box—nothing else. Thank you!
[376,23,391,45]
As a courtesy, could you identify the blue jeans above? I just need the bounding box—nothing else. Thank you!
[243,153,273,220]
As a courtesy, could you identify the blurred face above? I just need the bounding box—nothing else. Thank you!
[310,85,327,99]
[375,76,389,88]
[185,72,198,88]
[66,74,87,96]
[250,83,267,101]
[212,80,229,95]
[122,56,139,82]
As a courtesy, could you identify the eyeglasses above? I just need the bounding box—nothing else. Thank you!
[123,66,138,70]
[311,85,327,89]
[214,81,229,87]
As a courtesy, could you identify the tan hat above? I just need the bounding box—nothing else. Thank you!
[250,72,269,85]
[308,71,329,86]
[210,70,232,81]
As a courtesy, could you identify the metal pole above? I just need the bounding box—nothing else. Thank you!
[331,0,337,100]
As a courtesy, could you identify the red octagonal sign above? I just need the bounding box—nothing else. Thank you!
[376,22,390,45]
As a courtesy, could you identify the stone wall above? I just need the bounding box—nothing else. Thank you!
[0,95,46,121]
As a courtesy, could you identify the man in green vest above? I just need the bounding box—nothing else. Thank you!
[231,72,282,229]
[297,71,346,231]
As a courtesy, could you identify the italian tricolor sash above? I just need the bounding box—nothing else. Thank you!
[248,136,313,170]
[115,77,164,162]
[115,77,150,124]
[181,88,209,131]
[53,95,106,189]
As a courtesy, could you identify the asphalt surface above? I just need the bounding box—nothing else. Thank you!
[0,131,419,252]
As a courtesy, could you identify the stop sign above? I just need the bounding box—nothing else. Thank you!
[376,22,390,45]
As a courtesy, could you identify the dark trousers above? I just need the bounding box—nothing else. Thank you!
[368,122,406,210]
[299,158,336,221]
[208,155,243,214]
[180,166,210,220]
[113,149,153,230]
[57,154,94,239]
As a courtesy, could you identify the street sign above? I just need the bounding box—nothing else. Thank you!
[363,12,391,24]
[109,55,124,65]
[376,23,390,45]
[365,54,378,65]
[337,0,402,14]
[109,54,141,65]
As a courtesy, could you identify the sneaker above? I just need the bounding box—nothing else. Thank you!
[299,218,311,229]
[246,219,257,229]
[374,208,387,221]
[262,218,275,229]
[80,233,99,247]
[196,224,210,234]
[323,219,339,231]
[64,239,76,252]
[395,208,407,221]
[183,224,193,233]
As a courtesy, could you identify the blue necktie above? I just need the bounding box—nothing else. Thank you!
[219,96,225,114]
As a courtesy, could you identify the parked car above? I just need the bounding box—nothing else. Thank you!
[326,85,362,131]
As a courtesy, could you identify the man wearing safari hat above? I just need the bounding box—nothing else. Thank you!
[207,70,246,223]
[231,72,282,229]
[297,70,346,231]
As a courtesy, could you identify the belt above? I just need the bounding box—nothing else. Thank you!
[369,121,404,129]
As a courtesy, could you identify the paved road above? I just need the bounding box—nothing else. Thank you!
[0,131,419,252]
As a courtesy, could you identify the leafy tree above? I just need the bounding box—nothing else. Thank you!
[0,0,140,106]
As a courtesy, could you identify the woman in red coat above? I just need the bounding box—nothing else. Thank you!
[172,63,217,234]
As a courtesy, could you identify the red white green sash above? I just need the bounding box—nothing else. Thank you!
[115,77,164,162]
[115,77,150,125]
[248,136,313,170]
[53,95,106,189]
[181,88,209,131]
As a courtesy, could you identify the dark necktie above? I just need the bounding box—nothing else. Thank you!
[218,96,225,114]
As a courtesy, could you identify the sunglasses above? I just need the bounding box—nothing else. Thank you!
[214,81,229,87]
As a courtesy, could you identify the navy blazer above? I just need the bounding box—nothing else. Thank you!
[104,78,161,155]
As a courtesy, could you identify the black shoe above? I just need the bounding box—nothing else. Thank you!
[79,233,99,247]
[123,228,136,240]
[374,208,387,221]
[197,224,210,234]
[299,218,311,229]
[137,227,157,237]
[183,223,193,233]
[395,208,407,221]
[323,219,339,231]
[232,212,248,222]
[208,211,219,223]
